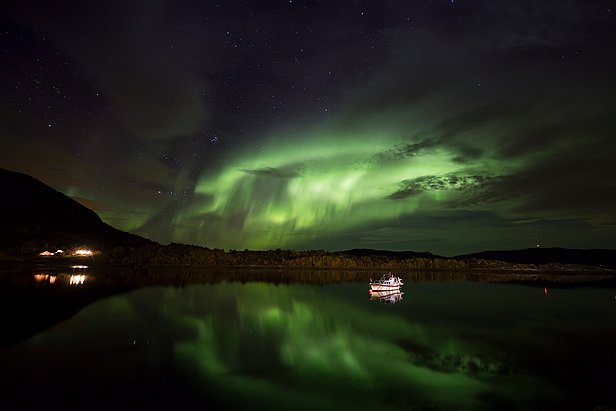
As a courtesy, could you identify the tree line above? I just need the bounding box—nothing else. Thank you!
[87,243,512,270]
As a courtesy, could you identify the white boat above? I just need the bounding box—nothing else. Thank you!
[369,273,403,292]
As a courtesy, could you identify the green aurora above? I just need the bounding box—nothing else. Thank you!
[2,1,615,254]
[121,96,613,254]
[187,128,519,251]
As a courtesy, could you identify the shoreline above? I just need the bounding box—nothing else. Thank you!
[1,259,615,286]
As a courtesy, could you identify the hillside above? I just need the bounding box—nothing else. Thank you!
[336,248,438,260]
[334,247,616,270]
[0,168,152,255]
[455,248,616,270]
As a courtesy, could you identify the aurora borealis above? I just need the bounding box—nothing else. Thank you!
[1,1,615,254]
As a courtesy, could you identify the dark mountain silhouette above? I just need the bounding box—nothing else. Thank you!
[337,247,616,270]
[337,248,438,260]
[454,248,616,270]
[0,168,152,254]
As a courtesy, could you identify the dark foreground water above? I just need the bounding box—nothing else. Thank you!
[0,268,614,410]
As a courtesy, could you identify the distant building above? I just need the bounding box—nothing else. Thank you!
[39,248,96,257]
[74,249,94,256]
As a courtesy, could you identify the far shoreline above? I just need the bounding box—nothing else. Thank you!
[2,257,615,286]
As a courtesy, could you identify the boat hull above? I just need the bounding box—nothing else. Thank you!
[369,283,401,292]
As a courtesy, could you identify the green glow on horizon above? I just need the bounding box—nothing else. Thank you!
[65,186,155,232]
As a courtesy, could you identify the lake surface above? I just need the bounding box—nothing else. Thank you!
[0,268,615,410]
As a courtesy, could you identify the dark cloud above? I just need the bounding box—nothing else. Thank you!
[388,173,496,200]
[442,148,616,228]
[481,0,610,50]
[373,138,440,163]
[507,155,616,218]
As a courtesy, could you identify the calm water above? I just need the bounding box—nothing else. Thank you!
[0,268,615,410]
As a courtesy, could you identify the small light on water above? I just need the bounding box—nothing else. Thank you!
[69,275,86,285]
[33,274,48,282]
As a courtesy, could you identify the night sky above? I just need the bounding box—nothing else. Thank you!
[1,1,615,255]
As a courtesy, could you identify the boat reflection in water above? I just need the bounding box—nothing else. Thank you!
[369,289,404,304]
